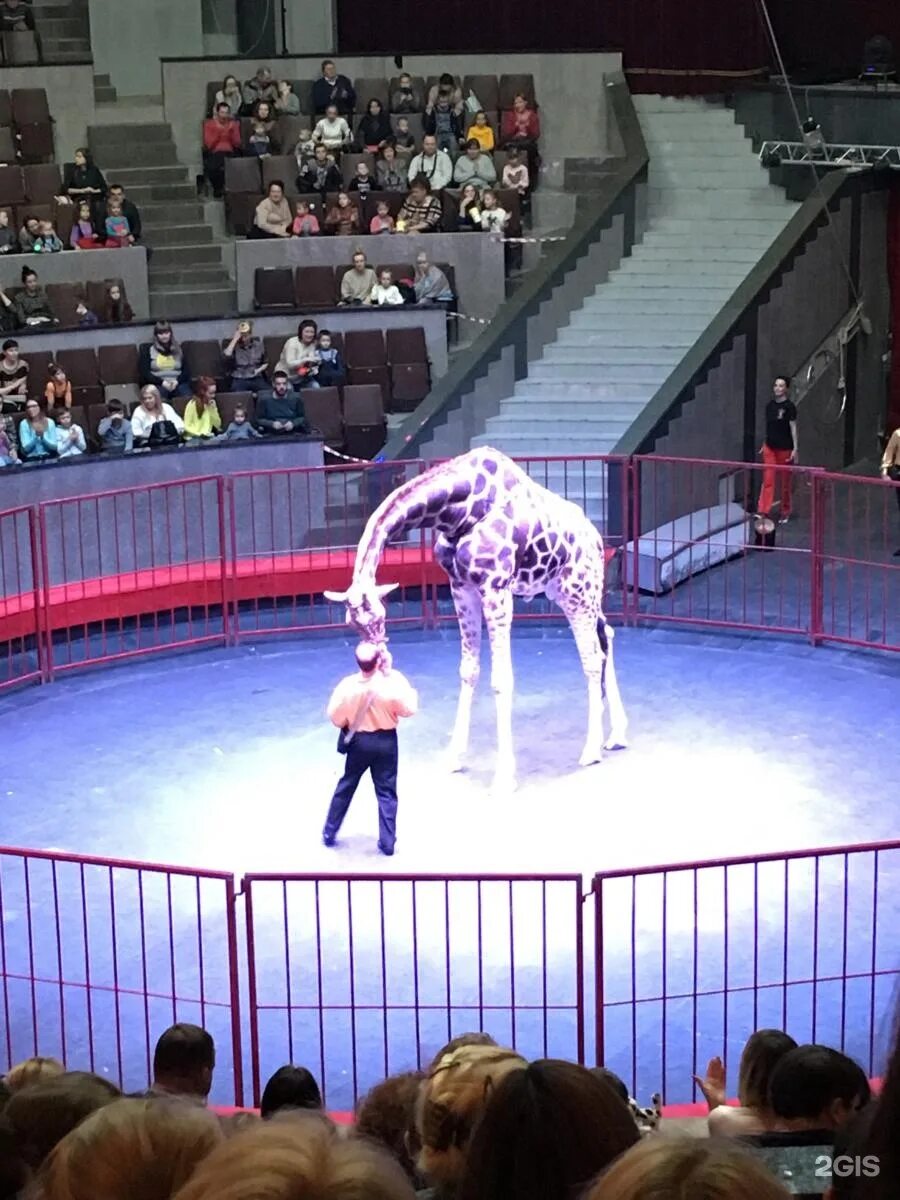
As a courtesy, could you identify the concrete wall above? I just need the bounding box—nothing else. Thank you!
[2,65,95,164]
[162,52,622,177]
[0,248,150,320]
[733,87,900,148]
[285,0,334,57]
[854,188,891,465]
[89,0,203,97]
[235,233,504,334]
[202,0,238,56]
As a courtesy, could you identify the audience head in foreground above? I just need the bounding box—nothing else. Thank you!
[356,1069,425,1183]
[152,1023,216,1103]
[768,1044,870,1131]
[4,1070,121,1172]
[260,1065,323,1118]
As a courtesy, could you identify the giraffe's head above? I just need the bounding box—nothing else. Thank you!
[324,581,399,647]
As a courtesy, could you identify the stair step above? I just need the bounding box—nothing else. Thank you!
[575,298,716,316]
[140,200,205,224]
[486,418,633,438]
[94,87,118,104]
[641,232,777,249]
[88,123,172,143]
[566,313,710,334]
[92,145,180,169]
[149,265,232,286]
[539,353,675,377]
[103,165,189,187]
[124,182,199,203]
[514,373,657,395]
[35,17,85,35]
[93,73,112,87]
[149,287,237,320]
[614,259,750,278]
[552,338,684,362]
[149,242,224,267]
[142,223,214,246]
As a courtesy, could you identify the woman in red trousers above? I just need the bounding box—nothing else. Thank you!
[758,375,798,522]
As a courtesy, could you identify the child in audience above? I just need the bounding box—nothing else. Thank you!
[457,183,481,232]
[348,161,374,198]
[370,268,404,307]
[70,200,100,249]
[223,404,262,440]
[97,397,133,452]
[393,117,416,160]
[316,330,345,387]
[468,111,495,153]
[324,192,360,237]
[33,219,63,253]
[275,79,300,116]
[369,200,395,235]
[291,200,320,236]
[0,210,18,255]
[75,300,99,326]
[44,363,72,411]
[104,282,134,324]
[55,407,86,457]
[293,128,316,170]
[391,72,422,113]
[0,426,18,466]
[480,188,509,234]
[248,118,274,157]
[104,198,132,247]
[502,147,530,197]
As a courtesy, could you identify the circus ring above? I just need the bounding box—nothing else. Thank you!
[0,453,897,1114]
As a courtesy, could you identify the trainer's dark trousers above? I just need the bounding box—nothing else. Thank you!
[323,729,399,851]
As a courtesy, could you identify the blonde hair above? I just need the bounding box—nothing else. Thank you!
[39,1097,223,1200]
[5,1056,65,1093]
[584,1135,791,1200]
[415,1044,526,1188]
[173,1112,416,1200]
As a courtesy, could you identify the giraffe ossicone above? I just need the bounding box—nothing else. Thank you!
[328,448,628,789]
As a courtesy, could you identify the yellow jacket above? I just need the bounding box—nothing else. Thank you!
[467,123,495,152]
[183,398,222,439]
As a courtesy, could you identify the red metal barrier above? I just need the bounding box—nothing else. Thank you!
[243,873,585,1109]
[0,505,44,690]
[0,846,243,1104]
[593,841,900,1105]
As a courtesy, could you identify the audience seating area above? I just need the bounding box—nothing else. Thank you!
[0,87,53,164]
[253,262,455,310]
[0,30,41,67]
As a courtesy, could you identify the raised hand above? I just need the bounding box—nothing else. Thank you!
[692,1055,726,1110]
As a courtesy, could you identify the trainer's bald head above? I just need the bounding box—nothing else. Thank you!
[355,643,380,674]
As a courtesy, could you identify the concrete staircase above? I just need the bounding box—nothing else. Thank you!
[87,122,236,320]
[93,74,117,105]
[33,0,91,62]
[471,95,800,523]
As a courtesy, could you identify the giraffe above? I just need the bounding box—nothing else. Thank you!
[324,447,628,790]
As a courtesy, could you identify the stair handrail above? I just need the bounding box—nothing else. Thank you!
[380,76,649,461]
[612,167,874,455]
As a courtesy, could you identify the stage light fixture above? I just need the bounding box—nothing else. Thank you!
[761,148,782,169]
[802,117,826,157]
[861,35,896,83]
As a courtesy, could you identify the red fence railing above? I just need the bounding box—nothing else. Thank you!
[593,840,900,1105]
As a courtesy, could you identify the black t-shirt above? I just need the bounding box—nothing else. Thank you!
[765,397,797,451]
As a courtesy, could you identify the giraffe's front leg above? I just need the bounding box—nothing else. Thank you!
[601,623,628,751]
[562,609,608,767]
[446,583,482,773]
[484,590,517,792]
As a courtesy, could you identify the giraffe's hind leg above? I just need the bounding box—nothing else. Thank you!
[446,581,482,772]
[598,619,628,750]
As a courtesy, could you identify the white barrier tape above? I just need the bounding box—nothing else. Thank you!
[323,445,371,464]
[502,235,569,244]
[445,310,492,326]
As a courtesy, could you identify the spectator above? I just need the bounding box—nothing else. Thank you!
[407,135,452,191]
[758,375,797,522]
[260,1066,322,1118]
[397,177,443,234]
[316,329,346,387]
[252,180,292,239]
[4,1071,121,1173]
[62,149,107,221]
[293,125,316,170]
[425,73,463,116]
[313,104,352,155]
[104,196,134,247]
[76,300,99,326]
[479,188,509,233]
[584,1136,793,1200]
[277,319,320,387]
[693,1029,798,1137]
[223,319,268,393]
[38,1097,222,1200]
[0,0,35,32]
[55,407,86,458]
[0,338,28,401]
[213,74,243,118]
[148,1023,216,1102]
[70,199,100,249]
[458,1060,640,1200]
[414,251,453,303]
[882,425,900,557]
[32,218,63,253]
[340,250,376,305]
[243,65,278,112]
[18,214,40,252]
[297,143,342,201]
[0,266,56,326]
[424,95,464,156]
[376,144,406,191]
[0,424,18,466]
[103,281,134,324]
[764,1045,870,1137]
[356,1070,425,1184]
[502,94,541,180]
[371,268,404,307]
[107,184,142,242]
[467,111,495,153]
[275,79,300,116]
[0,209,19,255]
[501,147,530,209]
[456,182,481,232]
[223,404,261,441]
[453,139,497,191]
[292,199,320,236]
[415,1044,526,1197]
[202,102,241,198]
[247,99,280,157]
[391,72,424,114]
[357,98,393,153]
[348,160,374,198]
[131,384,185,447]
[5,1056,65,1093]
[369,199,395,235]
[257,369,309,433]
[139,321,192,398]
[44,362,72,411]
[325,191,360,237]
[393,116,416,161]
[97,398,133,453]
[313,59,356,116]
[173,1114,415,1200]
[19,397,57,460]
[183,377,222,440]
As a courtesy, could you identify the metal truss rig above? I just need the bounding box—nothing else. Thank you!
[759,141,900,168]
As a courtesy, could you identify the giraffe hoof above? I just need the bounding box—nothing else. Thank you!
[490,771,518,794]
[604,735,628,751]
[579,748,604,767]
[445,752,467,774]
